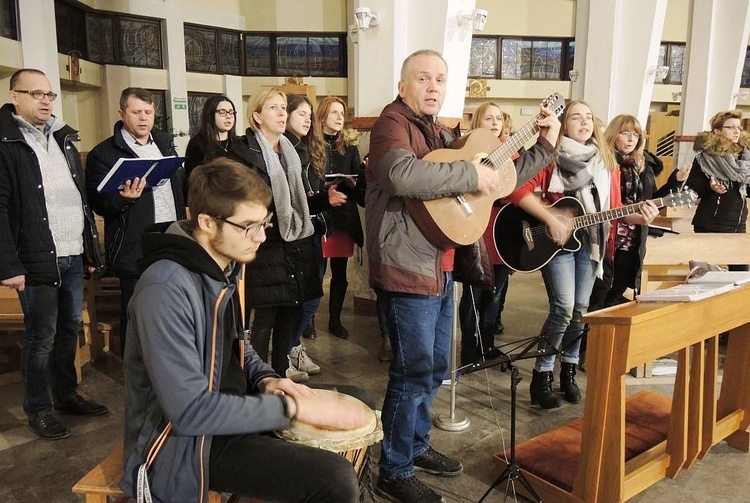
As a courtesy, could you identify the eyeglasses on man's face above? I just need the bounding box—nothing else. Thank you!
[215,109,237,117]
[618,131,640,139]
[214,212,273,238]
[13,90,58,101]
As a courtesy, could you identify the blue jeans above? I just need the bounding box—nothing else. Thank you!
[18,255,84,418]
[536,249,596,372]
[376,273,453,480]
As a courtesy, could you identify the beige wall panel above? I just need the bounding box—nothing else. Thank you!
[241,0,346,31]
[663,0,690,41]
[476,0,575,37]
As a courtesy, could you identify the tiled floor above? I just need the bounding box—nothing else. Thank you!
[1,272,748,502]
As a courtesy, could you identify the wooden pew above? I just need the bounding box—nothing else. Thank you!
[495,284,750,502]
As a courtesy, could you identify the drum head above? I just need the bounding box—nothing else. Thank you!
[276,389,382,452]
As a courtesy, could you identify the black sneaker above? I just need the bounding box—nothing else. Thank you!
[29,413,71,440]
[413,446,463,477]
[375,475,445,503]
[54,393,108,416]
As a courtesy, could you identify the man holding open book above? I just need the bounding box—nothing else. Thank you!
[85,87,186,356]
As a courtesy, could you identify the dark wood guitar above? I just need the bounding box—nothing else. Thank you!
[493,189,698,273]
[405,93,566,247]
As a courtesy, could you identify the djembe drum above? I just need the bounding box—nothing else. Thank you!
[276,390,383,482]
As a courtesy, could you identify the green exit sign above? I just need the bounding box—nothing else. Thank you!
[174,104,187,110]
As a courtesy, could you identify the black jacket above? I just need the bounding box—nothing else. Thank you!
[228,130,323,308]
[0,103,102,286]
[324,132,364,246]
[85,121,186,278]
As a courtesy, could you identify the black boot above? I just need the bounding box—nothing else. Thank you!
[328,282,349,339]
[530,370,563,409]
[302,315,317,339]
[560,362,582,403]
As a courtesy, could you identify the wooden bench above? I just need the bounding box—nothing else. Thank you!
[72,445,240,502]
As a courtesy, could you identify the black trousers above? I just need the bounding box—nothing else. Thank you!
[209,432,359,502]
[250,305,300,374]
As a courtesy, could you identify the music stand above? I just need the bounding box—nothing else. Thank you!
[457,326,589,503]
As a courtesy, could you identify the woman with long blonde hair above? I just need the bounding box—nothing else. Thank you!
[227,88,322,381]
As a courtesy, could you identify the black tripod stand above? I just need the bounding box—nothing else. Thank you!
[458,345,541,503]
[456,327,589,503]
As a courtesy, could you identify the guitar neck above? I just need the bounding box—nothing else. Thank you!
[485,112,543,169]
[572,196,669,229]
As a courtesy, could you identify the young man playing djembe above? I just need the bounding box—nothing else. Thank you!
[121,158,370,502]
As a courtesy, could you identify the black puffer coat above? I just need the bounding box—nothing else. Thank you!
[324,130,364,246]
[85,121,186,279]
[228,130,323,308]
[0,103,102,286]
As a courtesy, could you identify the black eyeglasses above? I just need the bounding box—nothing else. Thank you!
[215,109,237,117]
[214,212,273,238]
[13,90,58,102]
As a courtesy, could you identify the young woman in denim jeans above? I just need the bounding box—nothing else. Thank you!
[506,102,658,409]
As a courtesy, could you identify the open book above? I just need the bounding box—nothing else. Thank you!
[686,271,750,286]
[636,282,738,302]
[96,156,185,193]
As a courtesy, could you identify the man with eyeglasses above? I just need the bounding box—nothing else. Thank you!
[121,158,367,502]
[0,68,107,439]
[85,87,186,356]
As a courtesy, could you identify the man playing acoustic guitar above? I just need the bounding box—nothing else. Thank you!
[365,49,560,503]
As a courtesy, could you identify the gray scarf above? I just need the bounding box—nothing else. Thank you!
[255,131,314,242]
[550,137,611,277]
[696,149,750,198]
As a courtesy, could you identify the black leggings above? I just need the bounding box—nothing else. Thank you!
[329,257,348,284]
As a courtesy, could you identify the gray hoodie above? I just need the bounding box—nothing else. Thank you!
[121,221,289,502]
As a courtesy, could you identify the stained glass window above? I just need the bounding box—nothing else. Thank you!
[471,36,573,81]
[185,25,217,73]
[119,17,162,68]
[55,1,87,59]
[220,32,241,75]
[86,14,115,64]
[656,43,686,85]
[469,37,497,78]
[0,0,17,40]
[245,35,272,76]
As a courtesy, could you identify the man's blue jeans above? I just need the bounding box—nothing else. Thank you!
[18,255,84,418]
[536,249,596,372]
[376,273,453,480]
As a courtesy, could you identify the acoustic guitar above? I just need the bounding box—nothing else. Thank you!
[493,189,698,273]
[405,93,566,247]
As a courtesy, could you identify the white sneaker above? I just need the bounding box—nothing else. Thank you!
[290,345,321,375]
[286,356,309,382]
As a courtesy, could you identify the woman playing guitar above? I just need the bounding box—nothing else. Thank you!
[504,102,659,409]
